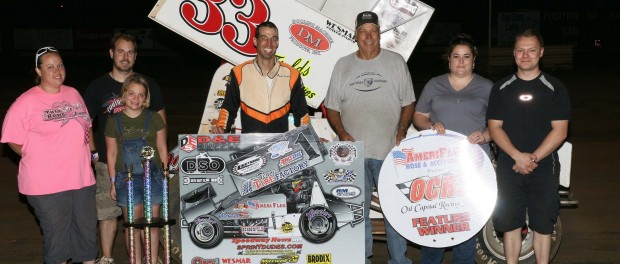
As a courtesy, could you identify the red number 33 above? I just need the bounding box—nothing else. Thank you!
[180,0,270,56]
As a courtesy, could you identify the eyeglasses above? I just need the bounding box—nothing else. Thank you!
[35,46,58,68]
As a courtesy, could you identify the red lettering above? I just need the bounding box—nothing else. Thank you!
[425,176,441,200]
[221,0,270,56]
[440,175,458,199]
[180,0,225,34]
[408,175,462,203]
[409,178,426,203]
[196,135,240,143]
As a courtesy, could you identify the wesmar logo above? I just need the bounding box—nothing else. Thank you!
[289,19,333,55]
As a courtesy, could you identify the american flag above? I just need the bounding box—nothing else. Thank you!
[392,148,415,165]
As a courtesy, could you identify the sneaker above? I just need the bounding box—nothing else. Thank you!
[95,256,115,264]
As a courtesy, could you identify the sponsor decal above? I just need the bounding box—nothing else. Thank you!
[279,150,303,168]
[281,222,294,233]
[396,174,463,203]
[325,20,355,42]
[241,225,265,233]
[289,19,333,55]
[306,253,332,264]
[218,211,251,220]
[323,168,356,184]
[214,98,225,110]
[221,258,251,264]
[268,141,292,159]
[260,254,299,263]
[180,155,221,175]
[331,185,361,199]
[181,152,226,174]
[191,257,220,264]
[233,200,286,210]
[390,0,419,16]
[241,161,310,195]
[180,135,197,153]
[391,146,470,169]
[183,175,224,185]
[328,143,357,165]
[217,89,226,96]
[232,155,268,176]
[197,135,241,151]
[305,208,333,219]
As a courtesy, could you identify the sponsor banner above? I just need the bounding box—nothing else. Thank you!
[179,125,365,263]
[14,28,74,50]
[378,130,497,248]
[149,0,433,108]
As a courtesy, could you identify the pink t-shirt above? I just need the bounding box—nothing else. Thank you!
[1,85,95,195]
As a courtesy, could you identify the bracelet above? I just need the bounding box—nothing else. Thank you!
[532,154,538,163]
[91,152,99,160]
[110,177,116,183]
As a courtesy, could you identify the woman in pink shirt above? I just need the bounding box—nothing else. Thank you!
[1,47,97,264]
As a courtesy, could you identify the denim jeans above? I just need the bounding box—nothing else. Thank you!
[420,236,476,264]
[365,158,412,264]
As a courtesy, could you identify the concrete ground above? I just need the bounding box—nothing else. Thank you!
[0,52,619,263]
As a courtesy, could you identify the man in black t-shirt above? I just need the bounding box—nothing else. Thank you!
[83,33,166,264]
[487,29,570,264]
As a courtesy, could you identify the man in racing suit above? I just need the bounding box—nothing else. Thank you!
[212,21,310,134]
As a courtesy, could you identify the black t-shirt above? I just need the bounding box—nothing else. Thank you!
[487,72,571,163]
[83,73,165,163]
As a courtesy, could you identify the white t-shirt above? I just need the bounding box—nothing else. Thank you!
[325,49,416,159]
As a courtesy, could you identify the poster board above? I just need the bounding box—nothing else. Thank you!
[178,125,365,263]
[378,130,497,247]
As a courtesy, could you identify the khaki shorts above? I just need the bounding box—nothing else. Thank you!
[95,162,122,220]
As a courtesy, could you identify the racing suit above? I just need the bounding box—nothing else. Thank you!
[216,59,310,133]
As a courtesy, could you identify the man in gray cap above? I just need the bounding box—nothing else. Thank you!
[324,11,416,264]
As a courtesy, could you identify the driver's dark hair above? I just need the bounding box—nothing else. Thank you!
[255,21,278,38]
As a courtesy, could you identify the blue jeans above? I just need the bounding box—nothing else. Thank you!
[420,236,476,264]
[365,158,412,264]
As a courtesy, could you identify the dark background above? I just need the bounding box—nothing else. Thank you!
[1,1,619,263]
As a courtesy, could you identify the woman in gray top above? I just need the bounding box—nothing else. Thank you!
[413,34,493,264]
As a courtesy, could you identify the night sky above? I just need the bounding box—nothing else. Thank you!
[2,0,618,47]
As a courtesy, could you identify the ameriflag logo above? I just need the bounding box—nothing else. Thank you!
[392,148,415,165]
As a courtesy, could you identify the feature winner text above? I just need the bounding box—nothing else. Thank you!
[411,212,470,236]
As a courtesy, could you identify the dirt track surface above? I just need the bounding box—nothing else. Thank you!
[1,54,619,263]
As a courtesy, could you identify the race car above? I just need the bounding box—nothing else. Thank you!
[181,168,363,248]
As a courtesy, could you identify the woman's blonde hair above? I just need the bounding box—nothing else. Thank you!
[120,74,151,109]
